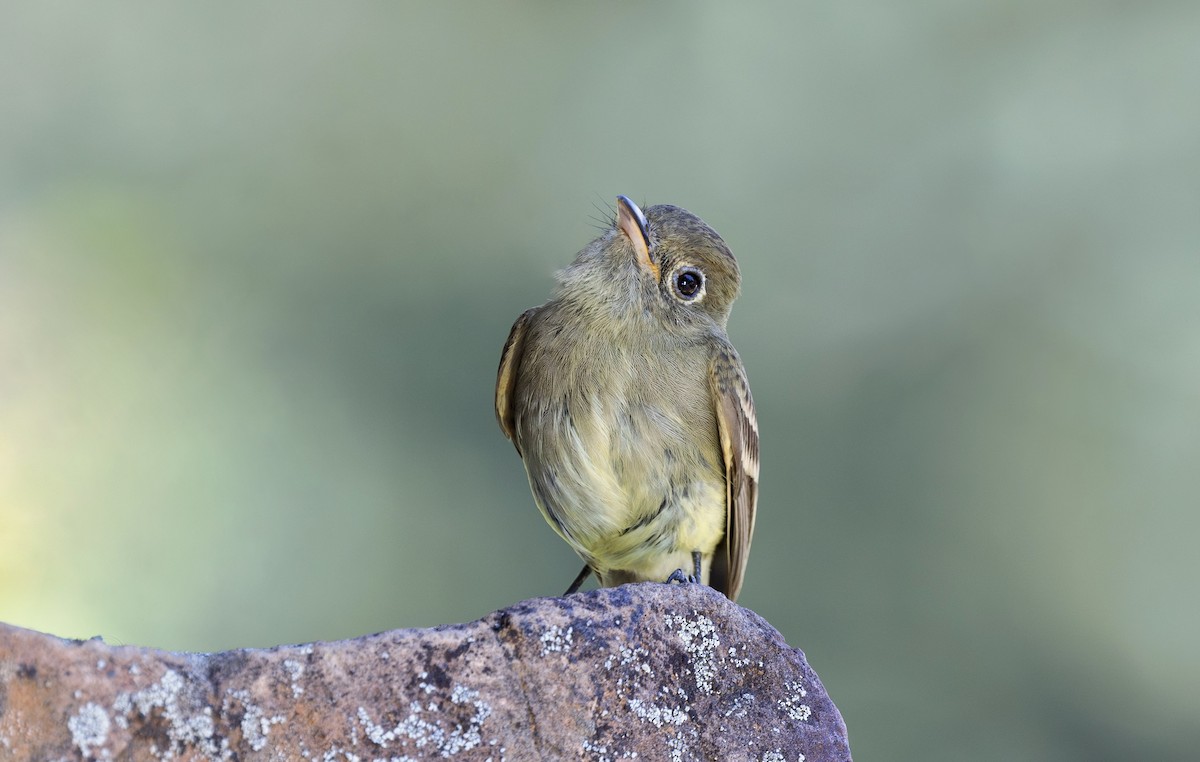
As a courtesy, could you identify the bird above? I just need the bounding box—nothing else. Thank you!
[495,195,758,600]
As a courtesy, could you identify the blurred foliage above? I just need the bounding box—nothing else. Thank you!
[2,2,1199,760]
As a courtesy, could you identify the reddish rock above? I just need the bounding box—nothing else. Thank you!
[0,583,850,760]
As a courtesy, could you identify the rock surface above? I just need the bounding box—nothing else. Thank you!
[0,583,850,761]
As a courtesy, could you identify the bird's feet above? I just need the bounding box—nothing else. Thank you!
[665,568,697,584]
[563,564,593,595]
[665,551,704,586]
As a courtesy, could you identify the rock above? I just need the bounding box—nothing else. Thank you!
[0,582,850,761]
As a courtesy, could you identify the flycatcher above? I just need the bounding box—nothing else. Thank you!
[495,196,759,600]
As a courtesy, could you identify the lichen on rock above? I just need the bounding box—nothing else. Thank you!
[0,583,851,761]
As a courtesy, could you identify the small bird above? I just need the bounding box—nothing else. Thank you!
[495,196,758,600]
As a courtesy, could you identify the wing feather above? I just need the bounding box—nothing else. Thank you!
[495,308,536,446]
[708,343,759,601]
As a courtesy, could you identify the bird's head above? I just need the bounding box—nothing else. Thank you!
[558,196,741,332]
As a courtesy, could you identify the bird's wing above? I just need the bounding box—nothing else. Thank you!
[495,308,536,447]
[708,342,760,601]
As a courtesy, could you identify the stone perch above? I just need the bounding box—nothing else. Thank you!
[0,583,851,761]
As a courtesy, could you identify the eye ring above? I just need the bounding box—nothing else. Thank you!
[671,266,705,302]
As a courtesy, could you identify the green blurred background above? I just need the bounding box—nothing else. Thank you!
[3,2,1198,759]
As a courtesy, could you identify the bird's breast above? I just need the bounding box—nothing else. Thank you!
[514,321,724,560]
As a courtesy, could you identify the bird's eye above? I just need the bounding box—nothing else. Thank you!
[673,267,704,300]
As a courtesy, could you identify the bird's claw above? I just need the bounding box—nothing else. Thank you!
[665,568,698,585]
[665,551,704,586]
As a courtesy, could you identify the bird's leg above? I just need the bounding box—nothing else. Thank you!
[564,564,593,595]
[665,551,704,585]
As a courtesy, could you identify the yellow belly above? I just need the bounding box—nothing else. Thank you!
[520,394,727,583]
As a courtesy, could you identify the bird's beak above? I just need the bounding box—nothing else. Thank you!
[616,195,659,281]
